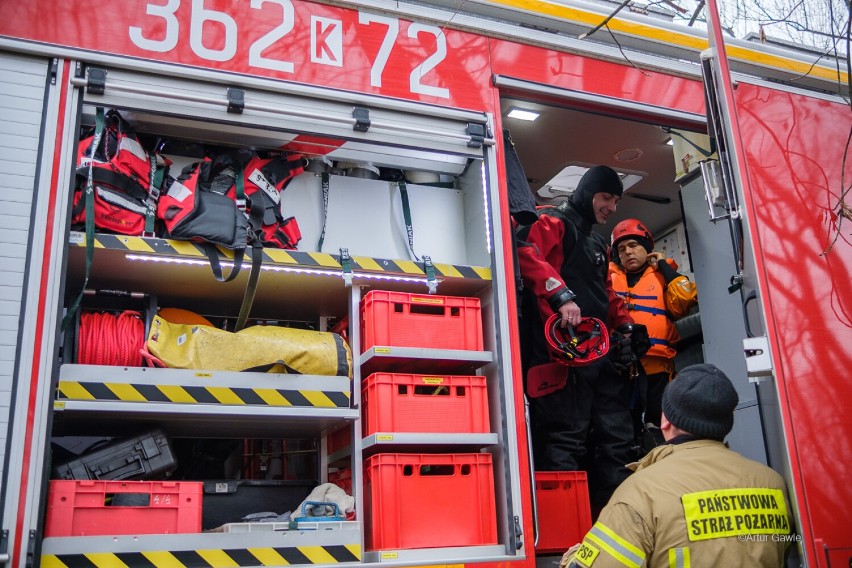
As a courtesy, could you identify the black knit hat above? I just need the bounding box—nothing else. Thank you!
[612,235,654,257]
[570,166,624,223]
[662,364,739,441]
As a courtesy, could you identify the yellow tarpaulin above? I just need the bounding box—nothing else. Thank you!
[147,315,352,377]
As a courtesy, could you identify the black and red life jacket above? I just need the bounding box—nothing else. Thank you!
[72,109,162,236]
[158,157,249,250]
[224,152,306,249]
[159,151,306,250]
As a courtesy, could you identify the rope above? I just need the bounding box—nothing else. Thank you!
[77,311,146,366]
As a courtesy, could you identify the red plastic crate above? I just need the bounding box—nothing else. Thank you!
[327,424,352,456]
[363,372,490,435]
[44,480,203,537]
[360,291,483,352]
[534,471,592,553]
[364,453,497,550]
[328,467,352,494]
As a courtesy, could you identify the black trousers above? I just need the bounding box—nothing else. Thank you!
[528,358,634,510]
[631,370,670,431]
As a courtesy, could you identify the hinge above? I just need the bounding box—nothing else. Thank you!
[513,515,523,550]
[86,67,107,95]
[0,529,9,565]
[743,336,773,383]
[466,123,486,148]
[227,88,245,114]
[24,529,36,568]
[49,59,58,86]
[352,107,370,132]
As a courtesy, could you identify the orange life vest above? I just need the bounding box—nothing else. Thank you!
[609,262,681,375]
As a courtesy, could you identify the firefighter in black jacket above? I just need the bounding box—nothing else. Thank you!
[516,165,639,511]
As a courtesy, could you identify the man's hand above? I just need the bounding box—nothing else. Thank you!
[557,300,582,327]
[559,544,581,568]
[609,329,635,372]
[646,252,664,268]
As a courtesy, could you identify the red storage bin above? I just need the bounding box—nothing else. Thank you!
[44,479,203,537]
[360,291,483,352]
[534,471,592,553]
[363,372,489,435]
[328,467,352,494]
[364,453,497,550]
[327,424,352,456]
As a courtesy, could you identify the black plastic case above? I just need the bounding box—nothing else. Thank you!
[52,429,177,481]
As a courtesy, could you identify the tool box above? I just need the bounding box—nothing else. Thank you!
[51,429,177,481]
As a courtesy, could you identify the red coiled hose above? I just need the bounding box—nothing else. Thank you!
[77,311,145,366]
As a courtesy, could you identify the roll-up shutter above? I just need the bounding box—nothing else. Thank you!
[75,65,492,174]
[0,52,48,480]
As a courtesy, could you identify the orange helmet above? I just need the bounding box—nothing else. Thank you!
[611,218,653,249]
[545,314,610,366]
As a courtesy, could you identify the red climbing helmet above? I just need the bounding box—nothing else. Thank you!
[611,218,654,249]
[545,313,610,366]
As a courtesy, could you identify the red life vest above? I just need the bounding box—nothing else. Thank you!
[224,153,306,249]
[72,109,160,236]
[158,157,249,250]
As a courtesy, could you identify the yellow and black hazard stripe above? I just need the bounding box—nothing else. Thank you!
[43,544,361,567]
[71,232,491,281]
[57,380,351,408]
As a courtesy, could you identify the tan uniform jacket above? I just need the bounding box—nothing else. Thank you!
[564,440,792,568]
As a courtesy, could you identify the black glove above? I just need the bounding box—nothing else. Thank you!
[609,329,636,372]
[625,323,651,360]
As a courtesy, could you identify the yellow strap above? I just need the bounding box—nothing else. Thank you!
[586,522,645,568]
[669,547,691,568]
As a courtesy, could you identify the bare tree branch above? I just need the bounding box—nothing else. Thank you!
[579,0,632,40]
[688,0,704,27]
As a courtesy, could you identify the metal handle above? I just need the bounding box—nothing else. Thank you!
[92,456,145,481]
[742,289,758,338]
[699,160,728,222]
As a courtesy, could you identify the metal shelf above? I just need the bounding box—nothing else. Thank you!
[363,545,511,565]
[361,432,498,457]
[328,445,353,467]
[54,364,357,438]
[41,525,362,564]
[66,232,492,320]
[359,347,493,375]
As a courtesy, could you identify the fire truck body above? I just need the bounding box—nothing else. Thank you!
[0,0,849,566]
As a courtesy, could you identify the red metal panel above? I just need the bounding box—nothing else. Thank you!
[734,82,852,565]
[0,0,491,110]
[489,38,706,117]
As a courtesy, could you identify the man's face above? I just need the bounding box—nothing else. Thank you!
[616,239,648,272]
[592,192,620,224]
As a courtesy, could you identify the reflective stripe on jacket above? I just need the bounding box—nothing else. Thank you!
[565,440,792,568]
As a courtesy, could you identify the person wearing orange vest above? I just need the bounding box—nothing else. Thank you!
[609,219,697,441]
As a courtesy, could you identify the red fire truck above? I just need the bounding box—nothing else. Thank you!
[0,0,849,566]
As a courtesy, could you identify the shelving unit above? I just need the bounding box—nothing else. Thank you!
[40,67,520,564]
[53,365,357,438]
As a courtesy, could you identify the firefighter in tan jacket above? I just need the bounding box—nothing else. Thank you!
[561,364,792,568]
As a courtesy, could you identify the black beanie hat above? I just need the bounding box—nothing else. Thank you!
[613,235,653,256]
[662,364,739,441]
[570,166,624,222]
